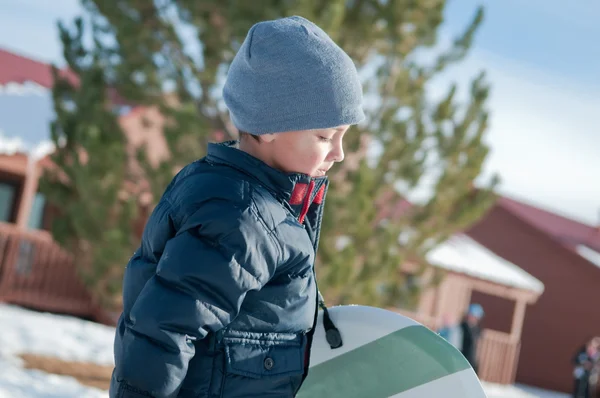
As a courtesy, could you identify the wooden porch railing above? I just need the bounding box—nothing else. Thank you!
[391,308,520,385]
[0,222,112,324]
[477,329,521,384]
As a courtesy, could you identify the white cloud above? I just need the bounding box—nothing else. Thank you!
[428,49,600,225]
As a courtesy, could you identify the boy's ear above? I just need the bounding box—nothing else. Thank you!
[259,133,276,143]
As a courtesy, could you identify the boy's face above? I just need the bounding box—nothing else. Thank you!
[259,125,350,177]
[466,314,481,326]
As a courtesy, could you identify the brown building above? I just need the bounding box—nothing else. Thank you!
[398,233,544,385]
[466,196,600,393]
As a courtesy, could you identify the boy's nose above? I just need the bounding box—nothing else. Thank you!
[331,144,345,163]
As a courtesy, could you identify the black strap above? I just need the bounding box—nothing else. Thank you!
[318,293,343,349]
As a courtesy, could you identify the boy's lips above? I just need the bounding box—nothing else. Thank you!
[312,163,334,176]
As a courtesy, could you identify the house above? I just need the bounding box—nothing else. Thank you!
[0,48,96,318]
[0,47,167,324]
[465,195,600,393]
[395,233,544,385]
[375,192,546,384]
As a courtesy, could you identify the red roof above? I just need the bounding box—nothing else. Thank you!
[0,47,78,88]
[382,193,600,253]
[0,47,136,107]
[498,195,600,251]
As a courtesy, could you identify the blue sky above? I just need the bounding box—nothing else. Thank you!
[1,0,599,225]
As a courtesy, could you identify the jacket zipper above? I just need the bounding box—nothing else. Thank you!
[298,180,315,224]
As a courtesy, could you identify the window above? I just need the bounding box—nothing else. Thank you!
[0,181,17,223]
[27,192,46,230]
[404,273,418,289]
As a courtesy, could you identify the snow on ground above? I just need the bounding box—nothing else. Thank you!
[482,382,568,398]
[0,304,569,397]
[0,355,106,398]
[0,304,114,397]
[0,303,115,365]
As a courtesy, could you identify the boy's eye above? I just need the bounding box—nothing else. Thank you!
[318,136,332,142]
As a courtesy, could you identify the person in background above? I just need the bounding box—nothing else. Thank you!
[459,303,485,375]
[437,314,453,340]
[572,336,600,398]
[437,314,462,349]
[436,304,484,374]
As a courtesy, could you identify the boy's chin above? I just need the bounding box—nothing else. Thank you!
[311,170,327,177]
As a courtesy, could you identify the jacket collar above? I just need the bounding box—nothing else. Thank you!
[206,141,327,204]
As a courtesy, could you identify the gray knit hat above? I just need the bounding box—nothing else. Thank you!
[223,16,365,135]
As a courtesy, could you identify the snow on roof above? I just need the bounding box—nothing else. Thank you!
[575,244,600,269]
[0,132,25,155]
[426,235,545,293]
[0,81,49,96]
[0,130,54,160]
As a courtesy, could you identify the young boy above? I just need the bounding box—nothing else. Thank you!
[109,16,364,398]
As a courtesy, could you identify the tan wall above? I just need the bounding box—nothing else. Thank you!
[417,272,473,326]
[0,153,28,176]
[119,106,170,168]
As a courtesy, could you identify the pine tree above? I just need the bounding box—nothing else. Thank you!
[42,0,498,311]
[39,18,137,311]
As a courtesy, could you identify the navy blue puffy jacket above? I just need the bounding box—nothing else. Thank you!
[109,141,328,398]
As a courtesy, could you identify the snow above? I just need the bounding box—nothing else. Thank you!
[576,244,600,269]
[427,235,545,293]
[0,356,106,398]
[0,132,53,160]
[0,82,49,96]
[484,383,537,398]
[482,382,568,398]
[0,304,115,397]
[0,304,115,365]
[0,303,569,397]
[0,132,26,155]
